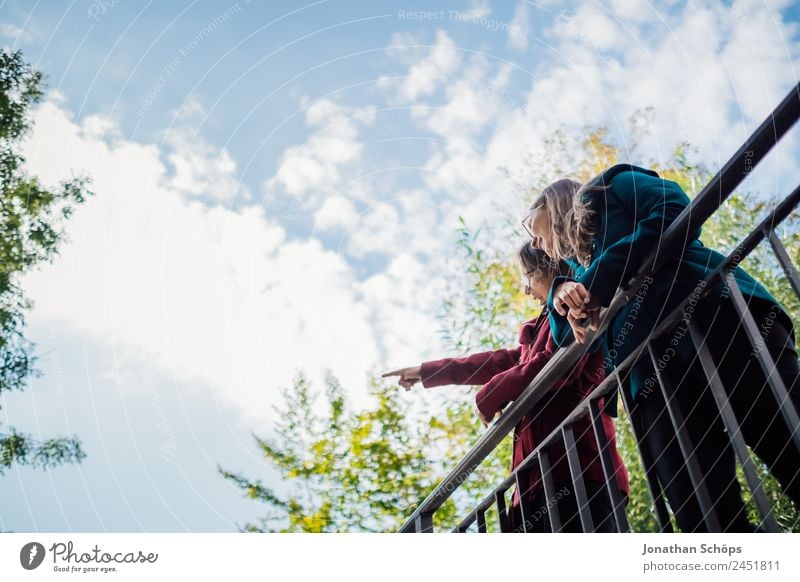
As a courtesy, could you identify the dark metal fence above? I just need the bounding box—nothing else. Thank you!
[398,82,800,533]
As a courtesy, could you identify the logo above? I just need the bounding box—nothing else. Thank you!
[20,542,46,570]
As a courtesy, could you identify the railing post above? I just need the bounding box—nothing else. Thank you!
[688,320,780,532]
[646,342,721,531]
[414,512,433,533]
[767,230,800,300]
[476,509,487,533]
[724,272,800,453]
[514,469,530,533]
[589,399,630,532]
[495,490,509,533]
[562,424,594,532]
[619,378,674,532]
[538,449,562,532]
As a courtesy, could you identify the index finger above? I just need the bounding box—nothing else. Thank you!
[381,369,403,377]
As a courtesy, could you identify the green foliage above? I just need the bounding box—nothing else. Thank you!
[1,49,92,478]
[219,371,450,532]
[0,427,86,476]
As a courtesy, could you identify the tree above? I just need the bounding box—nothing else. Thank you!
[1,49,92,478]
[219,372,456,532]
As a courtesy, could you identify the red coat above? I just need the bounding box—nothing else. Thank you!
[420,312,630,509]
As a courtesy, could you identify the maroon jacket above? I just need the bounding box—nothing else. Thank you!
[420,312,630,509]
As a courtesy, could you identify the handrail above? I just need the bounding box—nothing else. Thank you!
[398,81,800,533]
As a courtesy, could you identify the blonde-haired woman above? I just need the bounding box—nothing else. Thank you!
[524,164,800,532]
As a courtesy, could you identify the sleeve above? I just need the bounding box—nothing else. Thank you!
[577,171,699,307]
[546,277,602,353]
[474,334,561,417]
[547,275,577,346]
[420,347,522,388]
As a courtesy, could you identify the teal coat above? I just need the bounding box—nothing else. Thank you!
[546,164,791,403]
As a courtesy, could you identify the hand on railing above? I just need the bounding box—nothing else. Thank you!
[382,366,422,390]
[476,405,503,428]
[554,281,601,344]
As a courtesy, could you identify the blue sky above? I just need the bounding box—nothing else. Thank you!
[1,0,799,532]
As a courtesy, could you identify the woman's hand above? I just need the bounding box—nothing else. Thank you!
[568,307,601,344]
[554,281,601,344]
[382,366,422,391]
[553,281,594,316]
[476,405,503,428]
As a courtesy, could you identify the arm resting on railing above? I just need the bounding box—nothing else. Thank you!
[578,171,700,308]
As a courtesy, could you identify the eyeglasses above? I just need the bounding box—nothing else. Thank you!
[522,268,540,290]
[521,211,535,239]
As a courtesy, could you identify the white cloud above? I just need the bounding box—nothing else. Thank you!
[357,251,450,368]
[608,0,654,24]
[266,97,372,210]
[507,3,530,51]
[480,1,798,199]
[464,0,491,20]
[19,98,383,427]
[0,22,40,43]
[163,97,251,204]
[378,30,461,103]
[313,195,359,232]
[0,23,24,37]
[344,203,400,258]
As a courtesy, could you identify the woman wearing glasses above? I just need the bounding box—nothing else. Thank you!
[523,164,800,532]
[384,242,629,532]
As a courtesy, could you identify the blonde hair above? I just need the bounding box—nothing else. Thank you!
[529,178,604,266]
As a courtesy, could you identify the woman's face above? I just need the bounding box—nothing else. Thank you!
[528,208,554,257]
[524,268,552,304]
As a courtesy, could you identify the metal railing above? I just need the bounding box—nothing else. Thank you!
[398,81,800,533]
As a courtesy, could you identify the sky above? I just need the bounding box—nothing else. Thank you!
[0,0,799,532]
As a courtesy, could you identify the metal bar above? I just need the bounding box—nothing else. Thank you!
[476,509,487,533]
[688,321,780,532]
[514,470,529,533]
[647,343,721,531]
[538,449,562,532]
[768,229,800,303]
[453,508,479,533]
[725,272,800,453]
[495,490,509,533]
[619,378,674,532]
[562,424,593,532]
[589,399,630,532]
[415,512,433,533]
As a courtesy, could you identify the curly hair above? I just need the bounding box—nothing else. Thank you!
[528,178,605,266]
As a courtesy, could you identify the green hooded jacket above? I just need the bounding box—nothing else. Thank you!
[546,164,792,406]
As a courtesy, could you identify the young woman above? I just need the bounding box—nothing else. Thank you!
[383,243,629,532]
[524,164,800,532]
